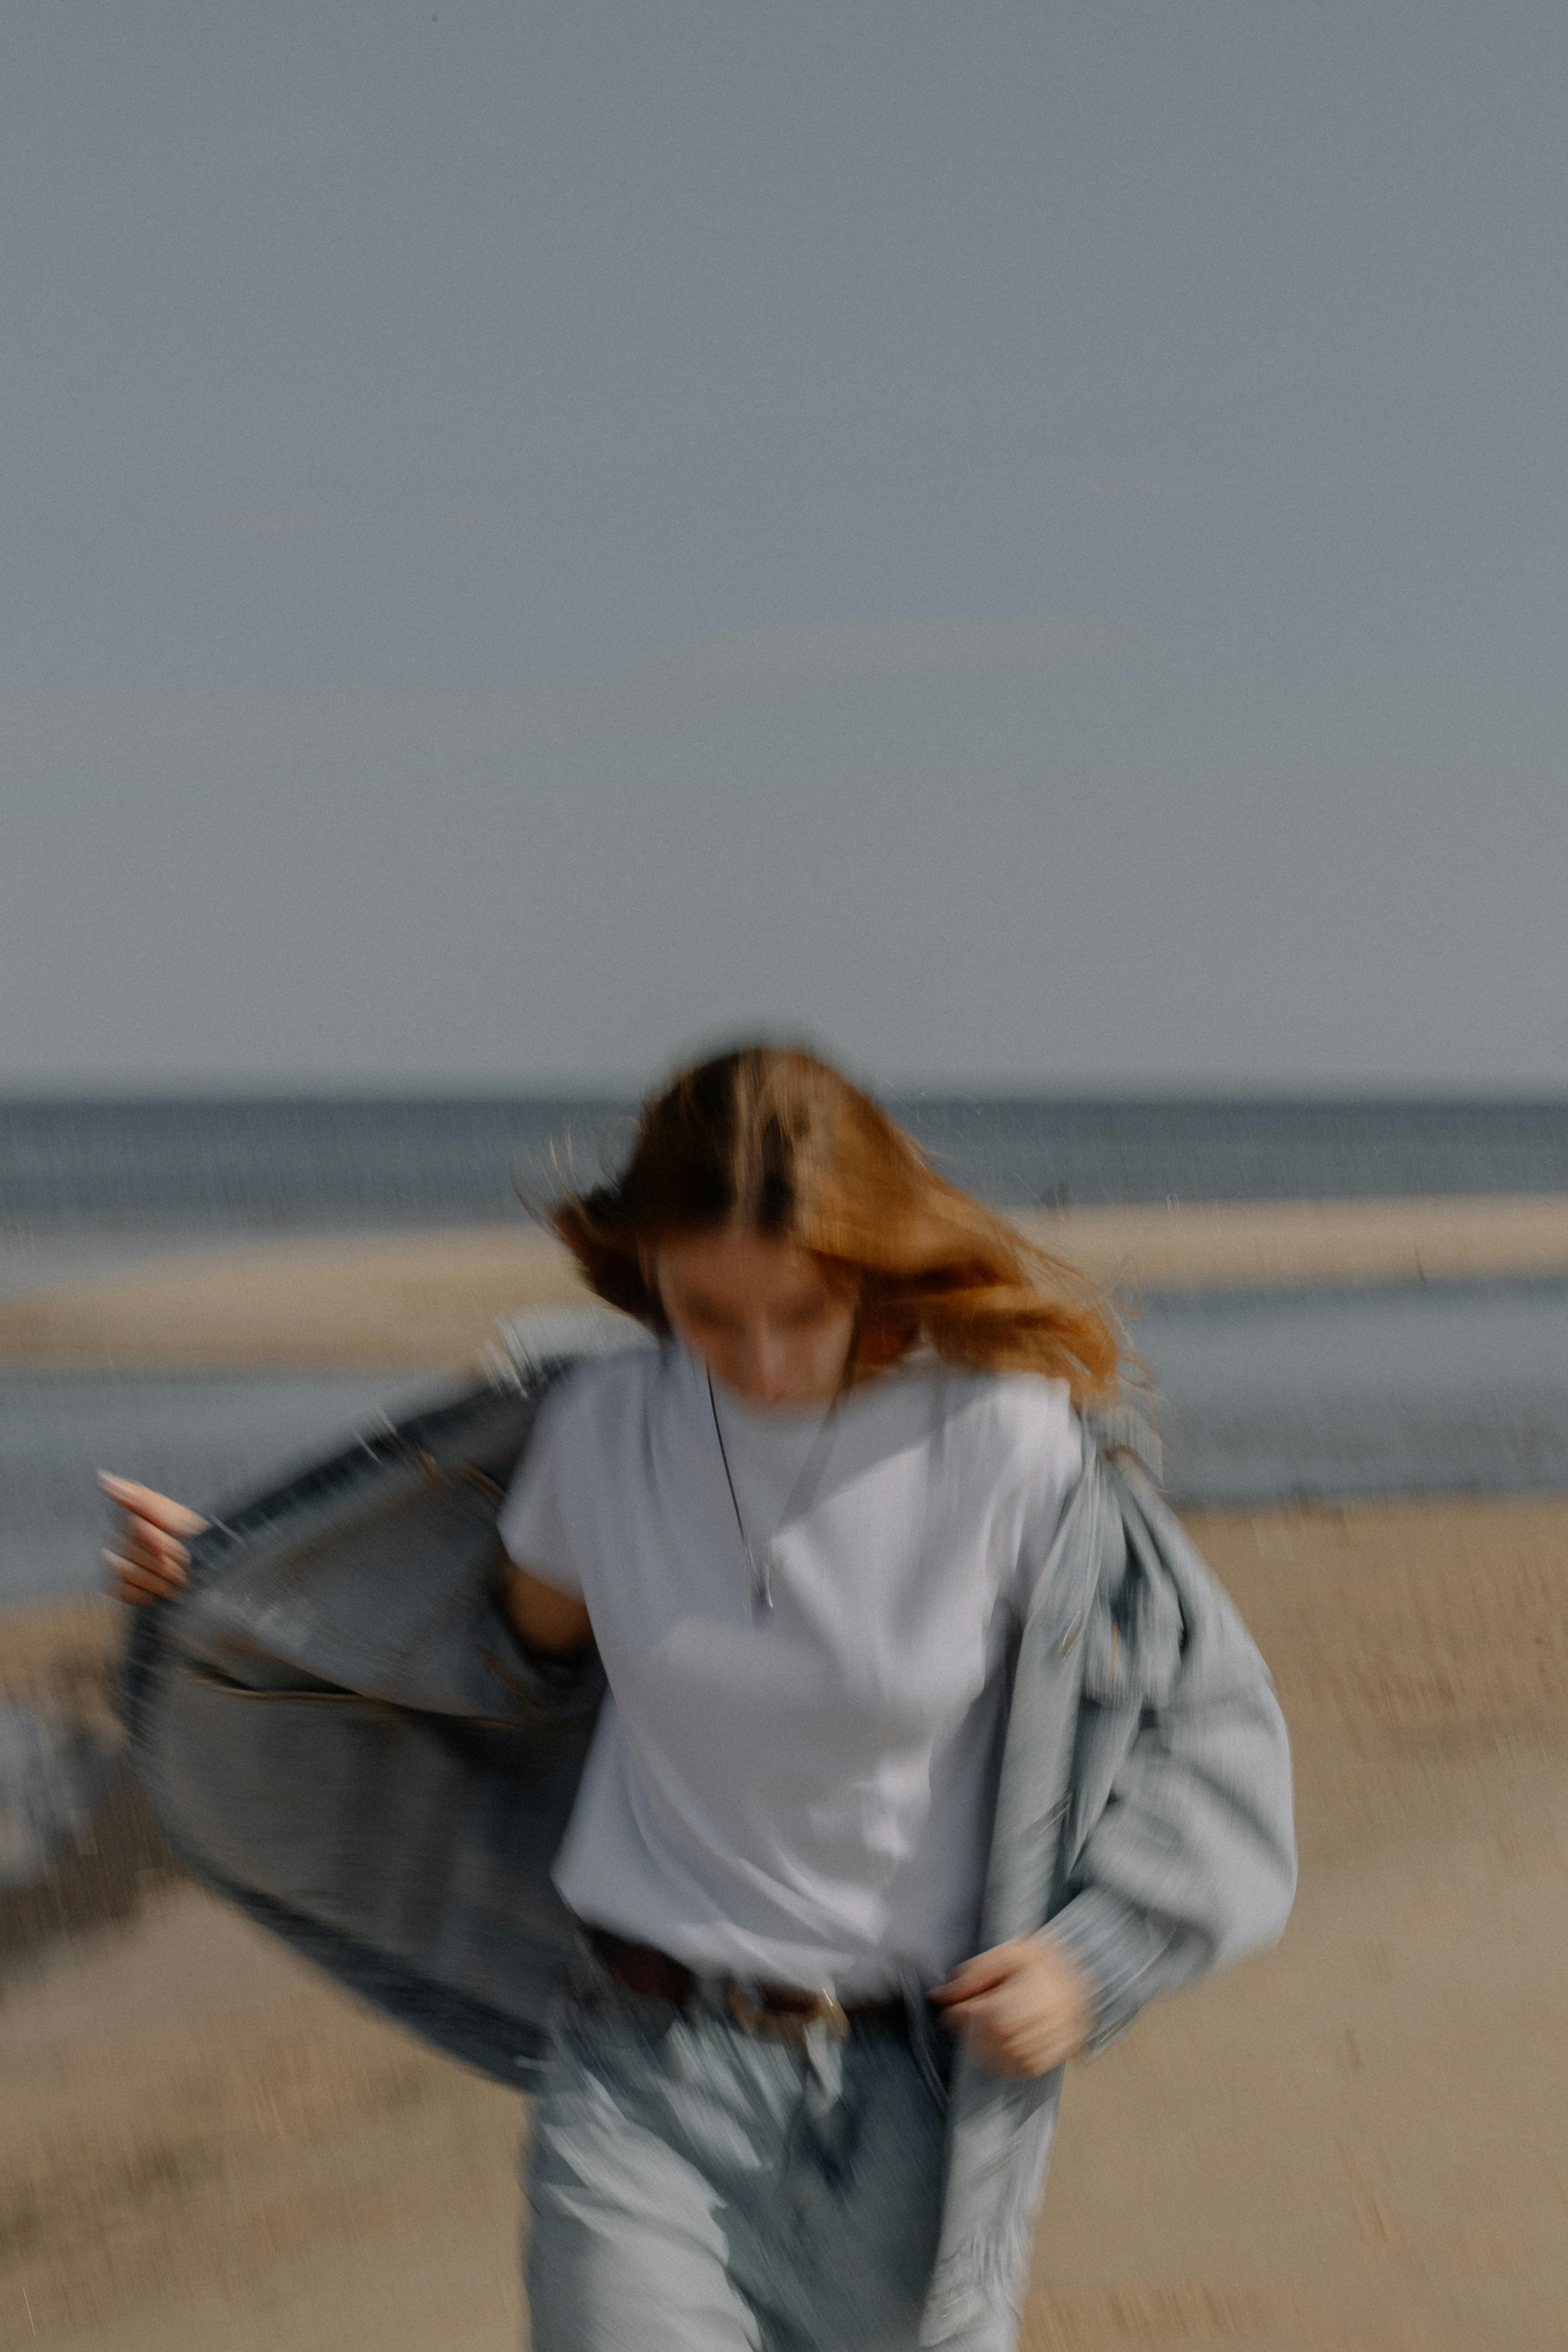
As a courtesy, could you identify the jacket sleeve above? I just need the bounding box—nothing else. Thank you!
[1042,1467,1297,2056]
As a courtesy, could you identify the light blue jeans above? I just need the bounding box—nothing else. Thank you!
[522,1965,1016,2352]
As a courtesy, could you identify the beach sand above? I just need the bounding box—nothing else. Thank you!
[2,1193,1566,1369]
[4,1490,1567,2350]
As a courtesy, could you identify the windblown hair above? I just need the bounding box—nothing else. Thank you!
[549,1044,1124,1407]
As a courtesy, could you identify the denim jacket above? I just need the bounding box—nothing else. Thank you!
[121,1340,1295,2349]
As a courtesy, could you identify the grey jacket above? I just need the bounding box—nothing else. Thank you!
[121,1347,1295,2348]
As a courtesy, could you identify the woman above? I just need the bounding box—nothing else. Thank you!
[105,1043,1295,2352]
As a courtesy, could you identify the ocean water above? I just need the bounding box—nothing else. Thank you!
[3,1093,1568,1278]
[1141,1277,1568,1507]
[6,1277,1567,1605]
[3,1096,1566,1605]
[2,1369,443,1606]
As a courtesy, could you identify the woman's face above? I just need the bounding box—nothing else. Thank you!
[645,1227,858,1407]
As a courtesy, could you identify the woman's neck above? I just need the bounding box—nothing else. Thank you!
[704,1365,838,1423]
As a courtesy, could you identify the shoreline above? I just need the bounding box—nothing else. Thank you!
[2,1192,1567,1369]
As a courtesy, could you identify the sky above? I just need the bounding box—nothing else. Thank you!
[3,0,1566,1091]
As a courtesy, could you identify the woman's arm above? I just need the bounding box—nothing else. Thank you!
[499,1556,594,1658]
[104,1471,596,1665]
[1042,1486,1297,2058]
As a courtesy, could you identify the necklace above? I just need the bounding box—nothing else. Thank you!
[705,1370,843,1617]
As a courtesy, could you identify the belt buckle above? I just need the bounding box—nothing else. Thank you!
[728,1982,850,2047]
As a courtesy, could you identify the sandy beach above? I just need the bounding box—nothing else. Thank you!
[4,1489,1567,2350]
[1,1193,1566,1369]
[4,1201,1567,2347]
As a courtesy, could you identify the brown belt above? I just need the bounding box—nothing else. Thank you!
[583,1926,908,2045]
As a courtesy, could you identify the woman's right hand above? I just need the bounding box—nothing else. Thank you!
[99,1472,208,1605]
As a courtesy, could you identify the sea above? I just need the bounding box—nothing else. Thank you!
[4,1094,1568,1606]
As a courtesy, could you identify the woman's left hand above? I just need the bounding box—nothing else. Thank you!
[930,1934,1096,2077]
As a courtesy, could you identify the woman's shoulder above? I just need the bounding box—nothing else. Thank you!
[529,1332,666,1446]
[880,1358,1083,1475]
[872,1365,1084,1559]
[962,1367,1082,1471]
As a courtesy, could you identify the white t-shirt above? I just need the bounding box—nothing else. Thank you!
[498,1338,1083,1997]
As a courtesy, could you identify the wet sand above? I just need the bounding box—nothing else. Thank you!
[3,1492,1567,2349]
[2,1194,1567,1368]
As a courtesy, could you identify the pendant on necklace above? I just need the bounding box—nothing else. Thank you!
[709,1367,832,1624]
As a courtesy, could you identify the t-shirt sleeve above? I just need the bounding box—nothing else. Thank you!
[495,1382,587,1597]
[1008,1385,1086,1622]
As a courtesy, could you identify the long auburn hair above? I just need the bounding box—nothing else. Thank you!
[548,1044,1124,1407]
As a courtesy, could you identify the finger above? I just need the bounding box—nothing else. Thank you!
[104,1553,182,1604]
[103,1544,182,1586]
[935,1987,993,2024]
[968,2032,1069,2080]
[947,1981,1083,2052]
[113,1526,191,1572]
[103,1540,186,1585]
[931,1946,1022,2004]
[98,1474,207,1537]
[955,2009,1029,2073]
[103,1485,207,1540]
[959,2007,1078,2078]
[104,1544,187,1589]
[941,1983,1038,2031]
